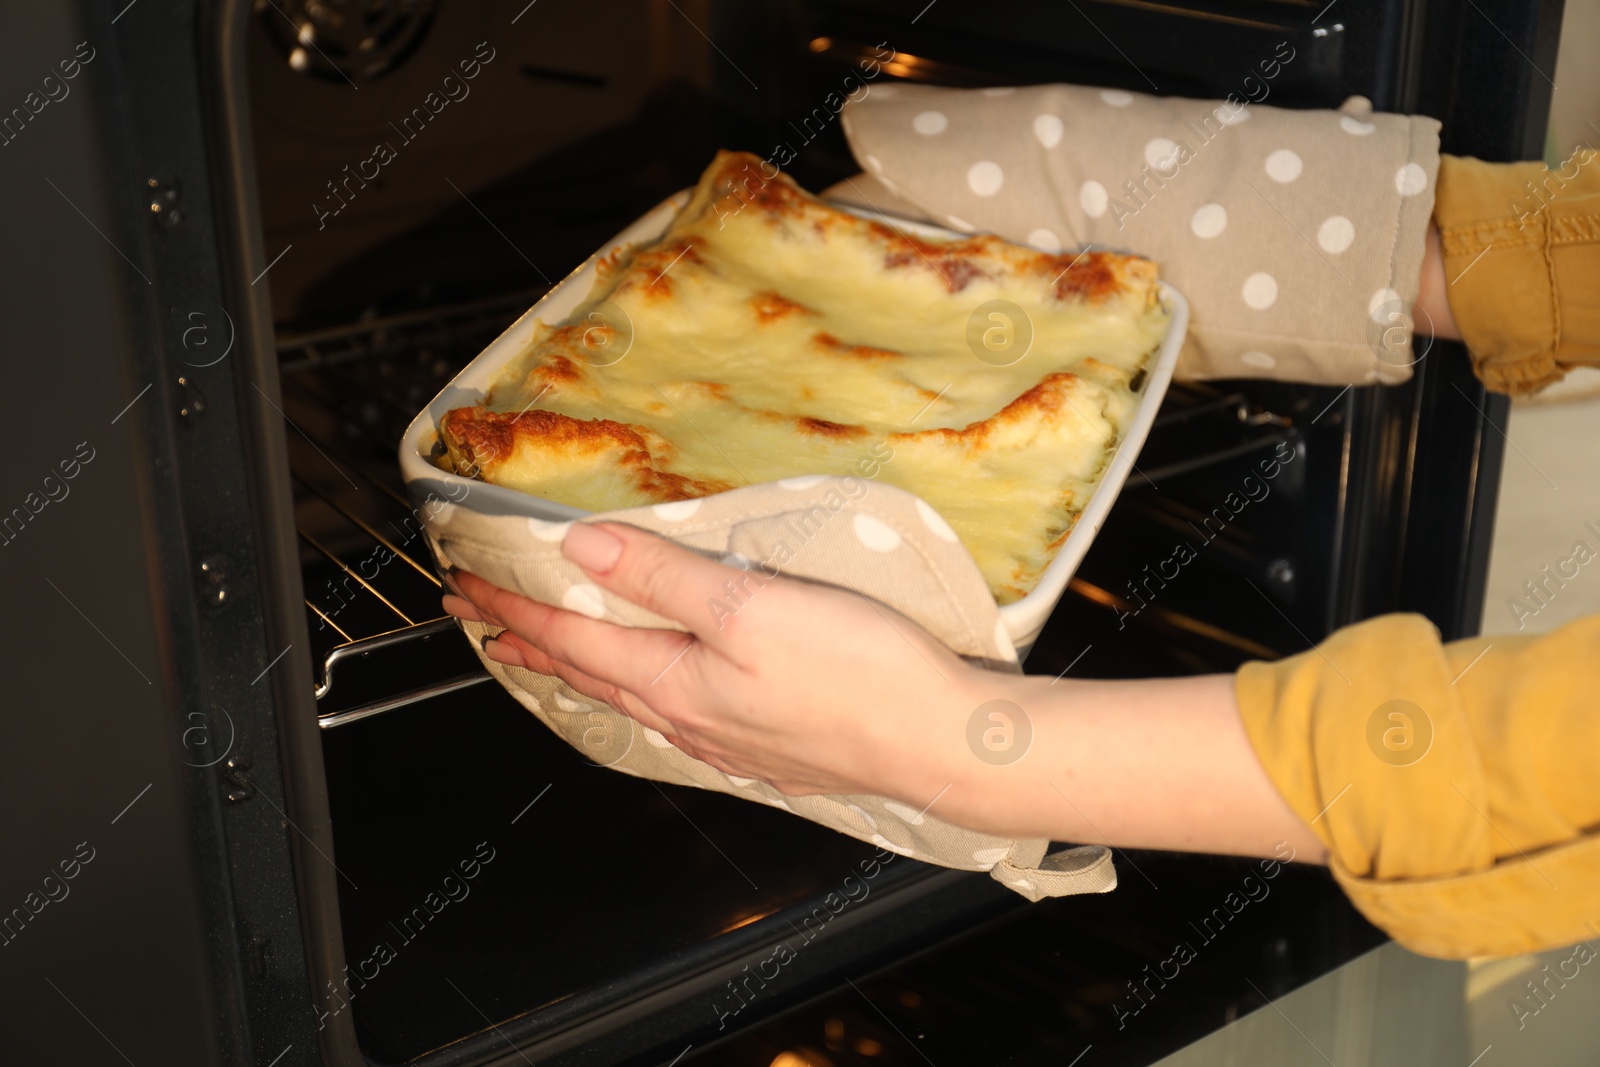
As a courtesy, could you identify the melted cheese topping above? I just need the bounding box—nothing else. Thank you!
[439,151,1169,603]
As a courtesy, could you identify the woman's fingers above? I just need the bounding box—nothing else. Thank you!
[481,625,769,783]
[450,570,702,707]
[477,617,688,741]
[441,593,482,622]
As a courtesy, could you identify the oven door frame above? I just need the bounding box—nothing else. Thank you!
[35,0,1559,1063]
[2,2,343,1065]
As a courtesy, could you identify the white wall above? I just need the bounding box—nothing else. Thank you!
[1545,0,1600,164]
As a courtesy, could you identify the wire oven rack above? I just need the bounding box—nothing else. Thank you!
[275,292,540,728]
[272,293,1294,727]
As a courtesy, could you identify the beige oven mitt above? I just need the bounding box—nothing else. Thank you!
[423,476,1116,902]
[838,82,1440,386]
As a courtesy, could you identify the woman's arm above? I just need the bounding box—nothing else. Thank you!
[446,521,1326,863]
[937,671,1327,860]
[1416,222,1461,341]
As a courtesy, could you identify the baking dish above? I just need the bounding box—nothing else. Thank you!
[399,191,1189,654]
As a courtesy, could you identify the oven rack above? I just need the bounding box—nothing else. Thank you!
[271,296,1294,727]
[275,291,541,728]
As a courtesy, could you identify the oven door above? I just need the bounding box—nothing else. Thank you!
[3,0,1557,1064]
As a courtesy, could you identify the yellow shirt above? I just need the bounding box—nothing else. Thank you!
[1238,610,1600,960]
[1434,150,1600,394]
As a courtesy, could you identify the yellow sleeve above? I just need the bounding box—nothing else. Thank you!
[1434,151,1600,395]
[1236,611,1600,959]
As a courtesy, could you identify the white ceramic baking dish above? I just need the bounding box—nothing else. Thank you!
[399,192,1189,654]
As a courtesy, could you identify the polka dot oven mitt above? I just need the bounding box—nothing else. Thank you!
[841,83,1440,386]
[425,476,1117,902]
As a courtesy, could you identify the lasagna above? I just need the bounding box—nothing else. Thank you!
[438,151,1169,603]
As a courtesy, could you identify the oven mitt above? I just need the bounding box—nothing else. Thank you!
[838,82,1440,386]
[423,476,1116,902]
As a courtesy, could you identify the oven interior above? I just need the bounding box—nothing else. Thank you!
[247,1,1485,1063]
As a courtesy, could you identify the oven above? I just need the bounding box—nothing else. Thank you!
[0,1,1563,1065]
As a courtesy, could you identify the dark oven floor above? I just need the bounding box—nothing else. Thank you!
[320,683,929,1064]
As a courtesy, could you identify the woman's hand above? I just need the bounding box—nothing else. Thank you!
[445,521,1326,862]
[445,522,985,805]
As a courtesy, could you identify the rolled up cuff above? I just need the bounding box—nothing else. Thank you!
[1434,150,1600,395]
[1236,613,1600,958]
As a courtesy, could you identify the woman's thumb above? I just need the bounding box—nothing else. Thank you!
[561,521,737,639]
